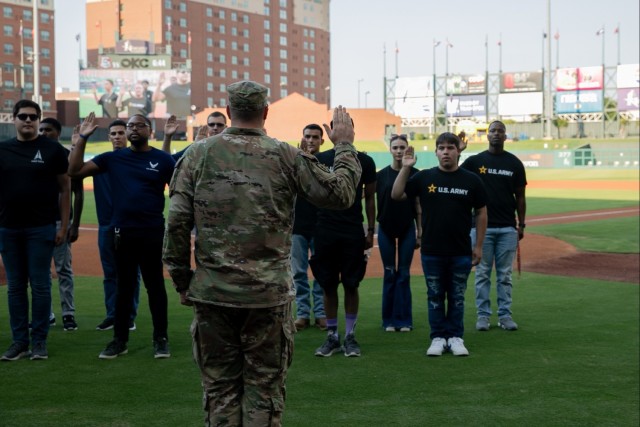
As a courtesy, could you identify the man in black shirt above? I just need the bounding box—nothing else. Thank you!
[0,100,70,361]
[311,122,376,357]
[461,121,527,332]
[392,132,487,357]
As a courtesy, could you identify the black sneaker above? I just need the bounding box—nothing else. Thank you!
[129,321,136,331]
[343,333,361,357]
[30,342,49,360]
[314,333,342,357]
[153,338,171,359]
[96,318,115,331]
[63,315,78,331]
[1,342,31,361]
[99,340,128,359]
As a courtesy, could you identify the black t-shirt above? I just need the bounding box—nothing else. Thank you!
[292,195,317,238]
[163,83,191,118]
[405,167,487,256]
[99,92,119,118]
[376,165,418,238]
[315,149,376,237]
[0,135,69,228]
[461,150,527,228]
[122,96,149,117]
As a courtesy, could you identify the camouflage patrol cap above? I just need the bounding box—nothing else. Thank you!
[227,81,269,111]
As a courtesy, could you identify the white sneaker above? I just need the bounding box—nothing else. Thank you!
[447,337,469,356]
[426,338,447,356]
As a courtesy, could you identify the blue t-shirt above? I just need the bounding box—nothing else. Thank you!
[92,147,175,228]
[93,171,112,227]
[405,167,487,256]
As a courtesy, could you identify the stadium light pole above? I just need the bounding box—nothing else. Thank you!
[365,90,370,108]
[596,25,605,137]
[357,78,364,108]
[433,39,440,136]
[544,0,553,140]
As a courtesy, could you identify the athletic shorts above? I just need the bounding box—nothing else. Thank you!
[309,232,367,290]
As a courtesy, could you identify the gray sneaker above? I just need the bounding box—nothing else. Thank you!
[30,342,49,360]
[315,333,342,357]
[99,339,128,359]
[153,338,171,359]
[343,333,361,357]
[1,342,31,361]
[476,316,491,331]
[498,316,519,331]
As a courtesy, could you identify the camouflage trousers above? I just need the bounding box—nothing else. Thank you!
[191,301,295,427]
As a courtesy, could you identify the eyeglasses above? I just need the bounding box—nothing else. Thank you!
[126,123,149,129]
[390,134,408,142]
[207,122,225,128]
[17,113,40,121]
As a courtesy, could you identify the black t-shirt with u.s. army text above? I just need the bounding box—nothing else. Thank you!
[0,135,69,228]
[405,167,487,256]
[315,149,376,237]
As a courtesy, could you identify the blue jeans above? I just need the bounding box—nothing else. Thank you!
[420,255,472,339]
[291,234,324,319]
[471,227,518,318]
[378,225,415,329]
[52,220,75,317]
[0,224,56,346]
[98,225,140,321]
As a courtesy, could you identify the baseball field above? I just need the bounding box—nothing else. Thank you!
[0,138,637,426]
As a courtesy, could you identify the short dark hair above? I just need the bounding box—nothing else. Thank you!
[435,132,461,149]
[303,123,323,137]
[488,120,505,129]
[129,114,152,127]
[105,79,114,86]
[108,119,127,130]
[228,107,264,122]
[13,99,41,118]
[40,117,62,133]
[207,111,227,123]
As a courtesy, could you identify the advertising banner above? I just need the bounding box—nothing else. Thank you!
[556,66,603,91]
[500,71,543,93]
[80,68,192,119]
[616,64,640,88]
[115,40,155,55]
[446,95,486,117]
[617,88,639,112]
[446,74,486,94]
[498,92,543,116]
[393,76,434,118]
[555,91,602,113]
[97,54,172,70]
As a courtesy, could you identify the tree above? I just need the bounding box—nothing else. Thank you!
[552,117,568,139]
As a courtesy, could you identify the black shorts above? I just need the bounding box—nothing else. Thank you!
[309,232,367,290]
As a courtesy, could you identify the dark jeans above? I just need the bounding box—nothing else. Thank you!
[0,224,56,345]
[98,225,140,321]
[420,255,472,340]
[378,225,415,329]
[113,227,168,342]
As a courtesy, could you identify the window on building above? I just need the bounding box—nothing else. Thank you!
[310,55,315,64]
[180,48,187,58]
[280,63,287,72]
[3,44,13,54]
[180,34,187,43]
[206,38,213,47]
[220,83,226,92]
[264,60,270,70]
[310,30,315,37]
[243,15,249,24]
[243,72,250,80]
[3,25,12,37]
[231,56,238,65]
[303,41,308,50]
[264,47,270,56]
[231,41,238,50]
[40,13,49,24]
[3,7,12,18]
[231,27,237,36]
[219,25,225,34]
[42,101,51,110]
[303,80,308,88]
[303,28,308,37]
[3,62,14,72]
[23,9,32,20]
[4,99,14,108]
[264,34,270,43]
[264,7,270,15]
[25,82,34,91]
[219,40,226,48]
[206,52,213,61]
[279,10,286,20]
[243,29,249,38]
[207,82,213,91]
[206,67,213,76]
[280,88,288,98]
[179,2,186,12]
[243,43,249,52]
[310,93,316,101]
[231,70,238,79]
[220,98,227,107]
[310,42,315,50]
[206,23,213,32]
[310,67,315,76]
[40,30,50,41]
[231,12,237,21]
[279,23,287,33]
[207,97,213,107]
[219,54,226,63]
[243,58,249,66]
[219,69,226,78]
[303,67,308,75]
[42,66,50,76]
[303,54,308,62]
[279,36,286,46]
[42,83,51,94]
[206,7,212,17]
[279,49,287,59]
[24,64,33,75]
[165,31,172,41]
[264,74,271,84]
[219,10,225,19]
[179,18,186,27]
[264,20,270,30]
[279,0,287,7]
[165,0,172,9]
[24,29,33,39]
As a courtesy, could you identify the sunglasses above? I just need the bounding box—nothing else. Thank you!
[126,123,149,129]
[207,122,225,128]
[17,113,40,121]
[390,134,408,142]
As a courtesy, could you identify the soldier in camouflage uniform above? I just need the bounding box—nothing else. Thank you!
[163,80,362,426]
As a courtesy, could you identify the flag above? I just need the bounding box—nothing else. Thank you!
[75,33,80,42]
[554,30,559,40]
[433,41,441,47]
[187,31,192,45]
[596,27,604,35]
[613,26,619,34]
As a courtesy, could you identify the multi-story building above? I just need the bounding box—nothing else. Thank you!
[85,0,330,115]
[0,0,56,116]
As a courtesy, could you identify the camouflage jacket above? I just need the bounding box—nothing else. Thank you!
[162,127,362,308]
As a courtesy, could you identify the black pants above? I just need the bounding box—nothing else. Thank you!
[113,226,168,342]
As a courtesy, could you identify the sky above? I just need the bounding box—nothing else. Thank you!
[55,0,639,108]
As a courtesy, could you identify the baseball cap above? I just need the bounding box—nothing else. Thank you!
[227,81,269,111]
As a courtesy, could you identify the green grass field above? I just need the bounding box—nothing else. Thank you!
[0,147,638,426]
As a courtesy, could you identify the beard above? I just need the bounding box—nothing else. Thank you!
[129,137,147,148]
